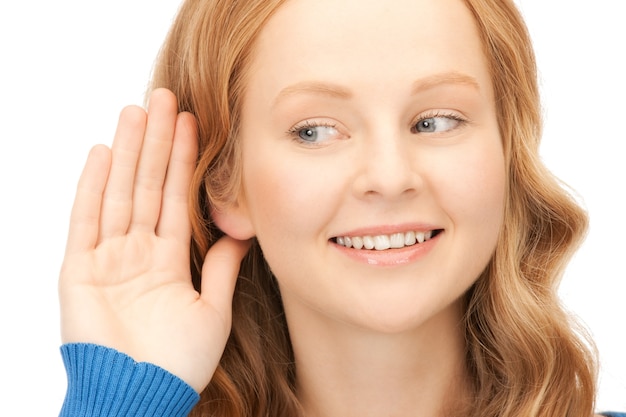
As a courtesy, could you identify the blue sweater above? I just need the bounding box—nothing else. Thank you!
[60,343,624,417]
[60,344,198,417]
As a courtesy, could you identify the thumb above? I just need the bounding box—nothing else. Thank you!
[200,236,251,314]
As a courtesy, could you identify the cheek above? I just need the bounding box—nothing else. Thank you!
[243,162,294,237]
[241,150,344,284]
[241,147,339,242]
[433,139,506,233]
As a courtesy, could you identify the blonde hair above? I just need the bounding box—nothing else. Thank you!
[462,1,597,416]
[149,1,597,416]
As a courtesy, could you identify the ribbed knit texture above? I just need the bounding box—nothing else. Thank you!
[60,343,199,417]
[58,343,626,417]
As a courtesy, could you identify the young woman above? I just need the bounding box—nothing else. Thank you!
[58,0,623,416]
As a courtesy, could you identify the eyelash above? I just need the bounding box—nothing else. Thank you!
[410,111,468,133]
[286,120,339,142]
[286,110,467,143]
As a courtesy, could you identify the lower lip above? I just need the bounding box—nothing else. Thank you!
[331,232,441,267]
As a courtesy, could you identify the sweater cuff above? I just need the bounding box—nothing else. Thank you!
[60,343,199,417]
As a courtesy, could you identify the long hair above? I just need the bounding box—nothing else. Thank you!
[149,1,597,416]
[461,1,597,416]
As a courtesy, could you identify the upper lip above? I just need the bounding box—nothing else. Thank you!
[330,223,443,239]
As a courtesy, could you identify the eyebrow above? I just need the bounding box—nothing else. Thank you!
[273,71,481,107]
[411,71,481,94]
[273,81,353,107]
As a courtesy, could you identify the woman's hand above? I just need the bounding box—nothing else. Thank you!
[59,88,249,393]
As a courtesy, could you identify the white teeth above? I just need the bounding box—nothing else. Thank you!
[405,231,416,246]
[335,230,438,250]
[374,235,391,250]
[390,233,404,248]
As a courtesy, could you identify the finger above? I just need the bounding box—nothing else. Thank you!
[65,145,111,254]
[200,236,251,314]
[129,88,178,232]
[156,112,198,243]
[99,105,147,240]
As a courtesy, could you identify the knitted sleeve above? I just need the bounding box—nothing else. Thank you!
[59,343,200,417]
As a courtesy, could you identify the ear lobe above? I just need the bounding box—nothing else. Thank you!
[211,203,255,240]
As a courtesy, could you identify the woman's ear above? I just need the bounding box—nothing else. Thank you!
[211,202,255,240]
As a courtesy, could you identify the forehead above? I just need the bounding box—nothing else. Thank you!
[247,0,492,99]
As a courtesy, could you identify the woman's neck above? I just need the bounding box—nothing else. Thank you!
[284,299,472,417]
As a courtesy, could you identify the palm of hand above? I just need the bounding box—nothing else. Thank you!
[59,89,249,392]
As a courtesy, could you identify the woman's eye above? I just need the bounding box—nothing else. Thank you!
[291,124,341,143]
[412,115,462,134]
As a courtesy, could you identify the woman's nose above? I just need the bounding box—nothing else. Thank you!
[351,134,422,201]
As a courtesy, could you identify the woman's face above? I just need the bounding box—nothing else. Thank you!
[236,0,506,333]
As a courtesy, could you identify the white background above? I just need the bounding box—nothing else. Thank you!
[0,1,623,415]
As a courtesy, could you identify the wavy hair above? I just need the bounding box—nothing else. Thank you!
[149,0,597,416]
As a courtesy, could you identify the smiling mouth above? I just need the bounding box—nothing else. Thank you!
[332,229,443,251]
